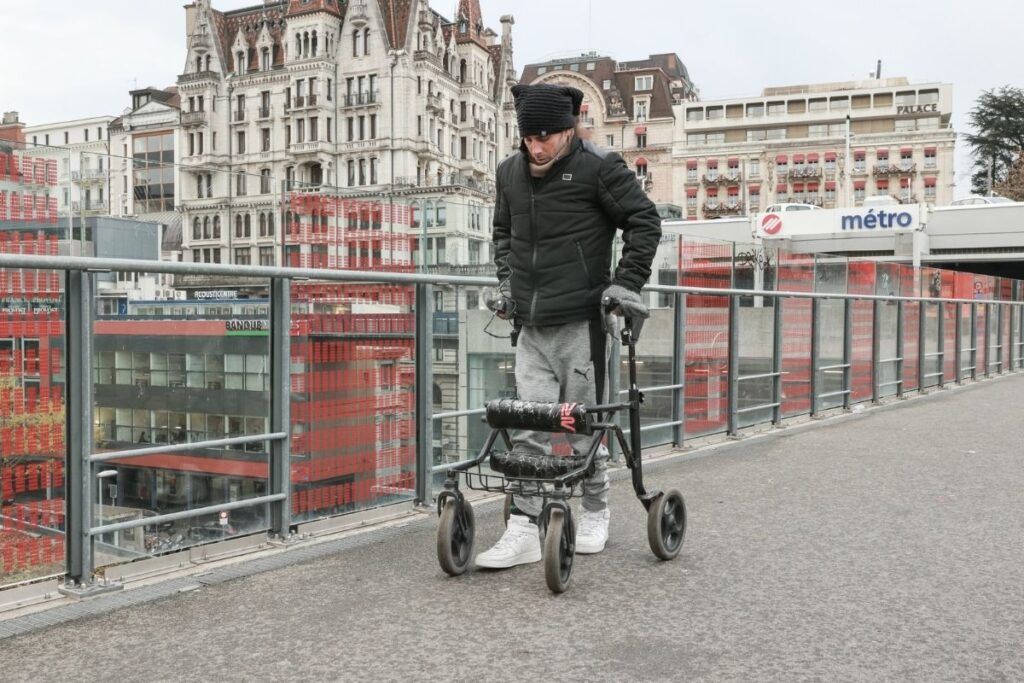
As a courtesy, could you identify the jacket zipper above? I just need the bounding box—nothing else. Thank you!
[529,184,538,323]
[575,240,591,284]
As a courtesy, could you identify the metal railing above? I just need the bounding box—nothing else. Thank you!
[1,251,1023,592]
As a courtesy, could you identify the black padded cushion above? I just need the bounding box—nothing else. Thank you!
[490,450,591,480]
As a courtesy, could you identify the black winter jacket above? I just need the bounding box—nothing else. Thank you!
[492,138,662,327]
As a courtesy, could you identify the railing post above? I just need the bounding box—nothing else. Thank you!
[999,303,1006,373]
[937,299,945,388]
[954,302,963,384]
[726,293,739,435]
[983,302,991,377]
[842,297,853,409]
[871,298,882,402]
[896,300,905,398]
[64,270,94,586]
[269,277,291,539]
[809,296,820,417]
[970,302,978,380]
[415,282,434,504]
[917,298,926,391]
[608,330,622,462]
[671,292,686,447]
[1009,302,1016,371]
[771,295,783,425]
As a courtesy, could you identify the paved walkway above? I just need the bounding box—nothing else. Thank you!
[2,376,1023,682]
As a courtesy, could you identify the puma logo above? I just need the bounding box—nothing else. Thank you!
[573,367,591,380]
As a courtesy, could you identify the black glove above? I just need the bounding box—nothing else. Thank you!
[602,284,649,319]
[486,295,514,320]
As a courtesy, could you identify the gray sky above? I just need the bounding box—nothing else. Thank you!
[3,0,1021,195]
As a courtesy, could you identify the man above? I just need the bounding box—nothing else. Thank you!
[476,83,661,569]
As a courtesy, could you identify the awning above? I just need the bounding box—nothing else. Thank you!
[924,146,937,154]
[876,179,889,189]
[793,153,805,163]
[900,147,912,154]
[706,158,718,166]
[900,177,911,188]
[686,188,698,197]
[727,156,739,165]
[924,176,937,186]
[807,182,819,191]
[876,148,889,158]
[727,186,739,195]
[824,151,837,161]
[776,183,788,192]
[854,180,866,189]
[686,159,698,169]
[776,154,788,163]
[748,184,761,193]
[634,125,647,135]
[854,150,866,160]
[635,157,648,166]
[705,187,718,195]
[825,181,836,190]
[792,183,805,191]
[580,103,589,113]
[807,152,819,162]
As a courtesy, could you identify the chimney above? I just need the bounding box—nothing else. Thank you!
[2,111,19,124]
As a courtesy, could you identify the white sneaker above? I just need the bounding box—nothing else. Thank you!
[475,514,542,569]
[576,508,610,554]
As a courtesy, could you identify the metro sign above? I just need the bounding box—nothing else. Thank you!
[760,213,783,235]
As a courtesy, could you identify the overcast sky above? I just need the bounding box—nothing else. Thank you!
[3,0,1022,195]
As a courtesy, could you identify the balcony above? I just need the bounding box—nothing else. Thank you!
[873,163,917,177]
[292,94,318,110]
[71,200,108,214]
[342,91,380,108]
[233,110,246,123]
[337,139,384,153]
[289,140,331,156]
[703,202,744,218]
[413,139,443,160]
[348,2,369,27]
[256,106,272,120]
[181,111,208,127]
[788,166,822,180]
[425,94,444,113]
[72,168,106,183]
[177,70,218,86]
[413,50,442,68]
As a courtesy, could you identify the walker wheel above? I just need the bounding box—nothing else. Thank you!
[543,507,574,593]
[647,489,686,560]
[437,498,475,576]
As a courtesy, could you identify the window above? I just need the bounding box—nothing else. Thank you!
[259,246,275,266]
[606,134,614,147]
[808,98,827,112]
[192,217,201,239]
[236,171,247,196]
[767,101,785,116]
[236,131,246,154]
[234,247,251,265]
[749,159,760,177]
[686,133,705,145]
[602,79,611,90]
[924,148,937,169]
[261,128,271,152]
[686,108,704,122]
[585,62,595,71]
[260,169,271,194]
[634,75,653,91]
[746,129,767,142]
[706,106,723,119]
[830,96,849,110]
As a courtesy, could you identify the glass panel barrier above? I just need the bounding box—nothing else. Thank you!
[0,140,68,587]
[777,251,814,417]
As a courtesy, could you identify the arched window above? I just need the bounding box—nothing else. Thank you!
[205,55,211,71]
[259,213,267,236]
[432,382,442,408]
[267,213,275,237]
[435,200,446,226]
[424,200,435,228]
[635,157,648,178]
[196,56,202,73]
[459,59,467,83]
[410,201,420,229]
[203,216,211,239]
[352,29,360,57]
[363,28,370,55]
[303,31,309,57]
[235,214,243,237]
[311,30,318,56]
[296,33,302,56]
[244,213,251,237]
[236,51,245,74]
[213,215,221,238]
[192,217,201,240]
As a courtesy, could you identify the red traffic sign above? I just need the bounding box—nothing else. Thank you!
[761,213,783,235]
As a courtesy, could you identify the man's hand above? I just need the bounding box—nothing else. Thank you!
[486,295,514,320]
[602,284,649,320]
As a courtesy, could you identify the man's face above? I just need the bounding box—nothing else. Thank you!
[523,129,572,165]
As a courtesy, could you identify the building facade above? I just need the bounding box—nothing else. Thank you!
[174,0,517,270]
[519,52,699,211]
[677,78,956,219]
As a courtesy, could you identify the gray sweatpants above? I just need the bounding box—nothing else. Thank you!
[511,319,611,518]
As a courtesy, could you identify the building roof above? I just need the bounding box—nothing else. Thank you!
[379,0,415,51]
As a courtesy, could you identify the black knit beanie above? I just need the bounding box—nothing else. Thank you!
[511,84,584,136]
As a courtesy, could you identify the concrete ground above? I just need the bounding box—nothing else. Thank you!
[2,375,1023,682]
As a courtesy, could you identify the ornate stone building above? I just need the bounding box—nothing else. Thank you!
[176,0,517,269]
[518,52,699,214]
